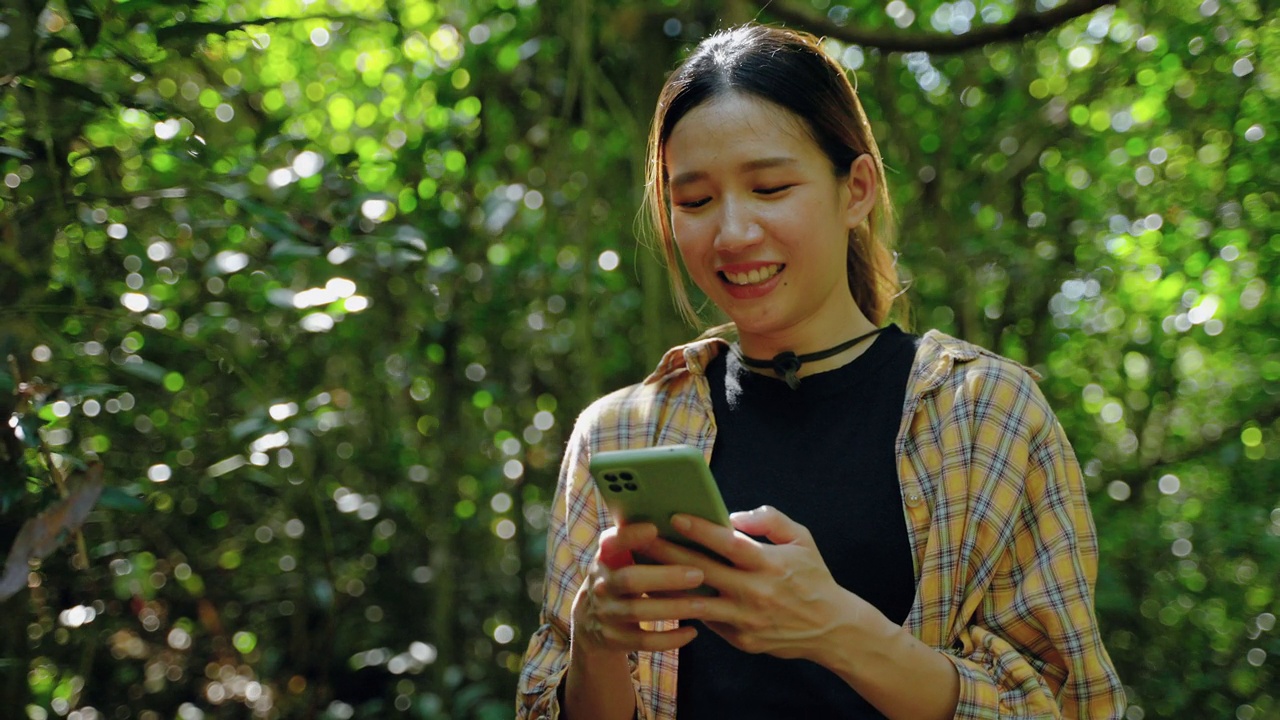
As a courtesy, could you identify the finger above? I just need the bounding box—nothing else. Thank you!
[590,623,700,654]
[598,593,711,625]
[640,539,744,600]
[669,513,764,569]
[641,536,730,572]
[575,593,701,654]
[728,505,814,547]
[603,563,706,597]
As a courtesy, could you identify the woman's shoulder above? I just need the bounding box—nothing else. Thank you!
[572,336,727,441]
[914,329,1042,388]
[912,330,1056,424]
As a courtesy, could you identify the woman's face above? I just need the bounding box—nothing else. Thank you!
[664,92,872,352]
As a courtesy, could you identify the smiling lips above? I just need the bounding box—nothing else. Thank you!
[721,263,783,286]
[717,263,785,299]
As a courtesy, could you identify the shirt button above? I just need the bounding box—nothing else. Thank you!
[905,490,924,508]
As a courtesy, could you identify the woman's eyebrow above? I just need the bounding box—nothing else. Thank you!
[669,157,797,190]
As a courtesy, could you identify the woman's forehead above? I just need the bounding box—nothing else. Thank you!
[665,93,819,171]
[673,92,809,142]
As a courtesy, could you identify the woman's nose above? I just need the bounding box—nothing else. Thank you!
[714,197,763,252]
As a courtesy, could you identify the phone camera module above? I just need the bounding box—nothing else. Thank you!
[608,484,623,493]
[619,471,634,482]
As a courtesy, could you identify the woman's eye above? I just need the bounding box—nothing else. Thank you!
[677,198,710,209]
[756,185,792,195]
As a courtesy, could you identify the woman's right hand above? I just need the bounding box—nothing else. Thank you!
[570,522,708,656]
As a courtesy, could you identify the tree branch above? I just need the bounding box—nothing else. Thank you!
[753,0,1113,54]
[1112,399,1280,488]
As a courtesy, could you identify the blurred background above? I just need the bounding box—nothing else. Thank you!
[0,0,1276,717]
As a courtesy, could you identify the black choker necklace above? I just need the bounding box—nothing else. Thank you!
[738,326,887,390]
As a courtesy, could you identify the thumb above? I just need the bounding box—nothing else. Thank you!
[729,505,814,547]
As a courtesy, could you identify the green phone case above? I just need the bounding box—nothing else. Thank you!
[589,445,732,595]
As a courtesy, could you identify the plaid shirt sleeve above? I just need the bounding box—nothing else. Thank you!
[517,341,719,720]
[909,347,1125,719]
[515,400,653,720]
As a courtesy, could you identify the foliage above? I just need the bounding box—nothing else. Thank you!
[0,0,1276,718]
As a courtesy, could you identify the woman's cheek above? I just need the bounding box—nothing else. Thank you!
[673,220,709,255]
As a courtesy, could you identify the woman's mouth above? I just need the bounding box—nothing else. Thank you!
[719,264,784,286]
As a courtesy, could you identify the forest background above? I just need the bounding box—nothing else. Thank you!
[1,0,1277,718]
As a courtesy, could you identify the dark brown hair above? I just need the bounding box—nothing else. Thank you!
[642,24,903,327]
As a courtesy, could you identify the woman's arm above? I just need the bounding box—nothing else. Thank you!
[647,372,1125,719]
[647,508,958,720]
[815,592,960,720]
[940,404,1125,719]
[517,421,621,719]
[517,418,707,720]
[561,523,703,720]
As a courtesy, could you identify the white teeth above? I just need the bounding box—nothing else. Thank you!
[723,264,781,285]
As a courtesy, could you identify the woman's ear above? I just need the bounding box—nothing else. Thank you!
[843,153,878,228]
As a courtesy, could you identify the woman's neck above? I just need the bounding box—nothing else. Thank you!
[737,306,880,380]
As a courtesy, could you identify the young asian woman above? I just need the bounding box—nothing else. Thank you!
[518,23,1125,720]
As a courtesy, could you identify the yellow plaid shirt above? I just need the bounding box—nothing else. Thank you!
[518,330,1125,719]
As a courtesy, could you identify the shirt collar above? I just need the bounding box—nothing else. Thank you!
[914,329,1041,386]
[642,336,729,385]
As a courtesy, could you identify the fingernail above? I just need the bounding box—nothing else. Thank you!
[685,569,703,584]
[671,515,691,530]
[690,599,705,611]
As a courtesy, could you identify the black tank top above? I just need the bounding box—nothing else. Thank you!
[677,325,919,719]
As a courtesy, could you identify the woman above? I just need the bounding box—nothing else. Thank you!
[518,24,1125,720]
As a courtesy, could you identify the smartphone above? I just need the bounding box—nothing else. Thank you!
[589,444,731,594]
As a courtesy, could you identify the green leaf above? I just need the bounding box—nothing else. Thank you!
[155,20,277,46]
[17,416,43,448]
[230,417,265,440]
[96,487,147,513]
[117,359,168,385]
[0,147,31,160]
[60,383,126,398]
[204,181,249,200]
[269,240,322,259]
[115,0,177,17]
[239,198,312,239]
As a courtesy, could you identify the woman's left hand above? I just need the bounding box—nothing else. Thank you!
[641,505,863,663]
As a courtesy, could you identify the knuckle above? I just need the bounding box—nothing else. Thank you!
[613,600,643,623]
[606,571,637,596]
[590,574,610,594]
